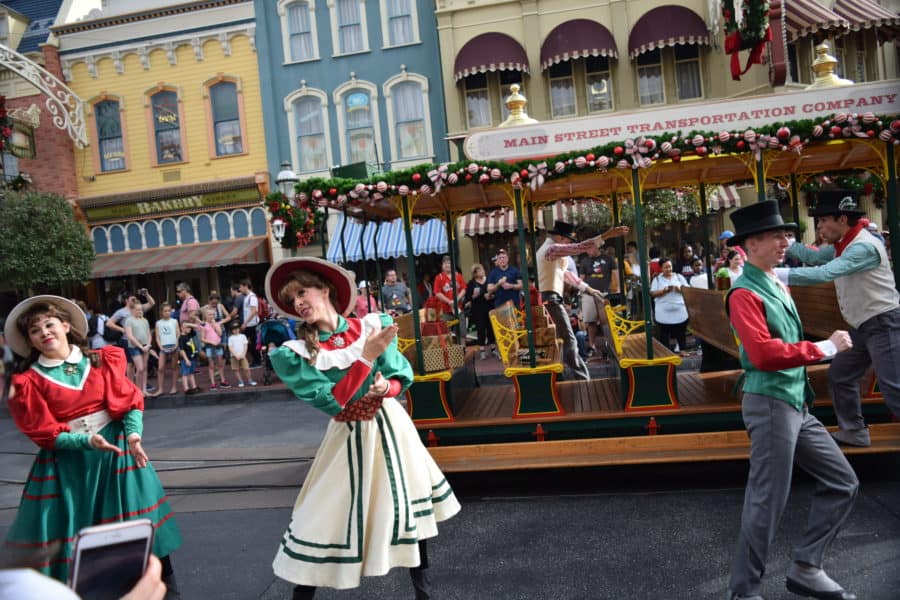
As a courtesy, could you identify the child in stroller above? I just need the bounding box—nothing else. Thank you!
[258,315,296,385]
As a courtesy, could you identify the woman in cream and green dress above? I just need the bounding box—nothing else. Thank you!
[265,257,460,599]
[3,295,182,595]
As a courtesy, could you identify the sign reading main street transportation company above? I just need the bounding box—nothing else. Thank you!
[464,81,900,161]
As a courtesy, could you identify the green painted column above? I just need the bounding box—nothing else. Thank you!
[401,196,425,374]
[631,169,654,359]
[513,186,537,367]
[699,185,713,288]
[320,206,328,259]
[338,212,349,264]
[371,220,383,312]
[612,192,626,297]
[755,149,767,202]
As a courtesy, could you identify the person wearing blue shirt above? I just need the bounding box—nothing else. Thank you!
[776,190,900,447]
[486,248,523,308]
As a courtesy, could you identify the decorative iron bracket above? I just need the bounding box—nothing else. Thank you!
[0,45,88,148]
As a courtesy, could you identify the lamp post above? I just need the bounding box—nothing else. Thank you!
[271,218,286,245]
[275,161,299,199]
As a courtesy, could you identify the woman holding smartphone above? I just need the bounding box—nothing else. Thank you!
[265,258,459,599]
[3,296,182,595]
[650,258,690,354]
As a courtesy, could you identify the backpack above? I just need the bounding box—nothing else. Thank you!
[257,297,270,320]
[103,320,123,343]
[87,314,99,339]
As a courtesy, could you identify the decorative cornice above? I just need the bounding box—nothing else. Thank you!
[59,24,255,80]
[52,0,250,35]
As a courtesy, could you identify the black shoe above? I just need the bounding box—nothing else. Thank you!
[785,579,856,600]
[409,567,432,600]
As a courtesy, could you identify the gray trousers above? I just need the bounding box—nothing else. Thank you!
[729,393,859,596]
[830,307,900,429]
[541,292,590,381]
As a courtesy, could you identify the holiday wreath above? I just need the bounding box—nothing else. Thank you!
[723,0,771,80]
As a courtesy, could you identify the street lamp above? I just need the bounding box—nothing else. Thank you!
[271,218,286,244]
[275,161,298,199]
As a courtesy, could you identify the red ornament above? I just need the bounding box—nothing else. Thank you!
[863,182,874,195]
[866,130,876,138]
[671,154,681,162]
[830,126,843,136]
[269,202,281,212]
[520,169,530,178]
[736,140,746,150]
[328,187,337,197]
[585,153,595,162]
[613,146,624,156]
[776,127,791,139]
[465,173,473,182]
[891,120,900,131]
[411,173,422,183]
[695,146,708,156]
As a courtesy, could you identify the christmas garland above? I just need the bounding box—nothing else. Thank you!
[801,171,886,208]
[722,0,771,80]
[265,191,323,249]
[280,112,900,221]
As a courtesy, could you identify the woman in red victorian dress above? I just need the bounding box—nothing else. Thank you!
[3,295,182,596]
[264,258,460,600]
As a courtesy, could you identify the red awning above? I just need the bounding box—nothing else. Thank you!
[460,201,597,237]
[708,185,742,212]
[540,19,618,70]
[628,5,710,59]
[833,0,900,42]
[785,0,849,42]
[91,237,268,279]
[453,33,529,81]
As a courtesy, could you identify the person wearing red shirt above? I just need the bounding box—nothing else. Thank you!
[433,255,467,331]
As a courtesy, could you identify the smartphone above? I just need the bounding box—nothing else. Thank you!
[69,519,154,600]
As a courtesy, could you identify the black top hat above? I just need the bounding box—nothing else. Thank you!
[727,200,797,247]
[547,220,577,241]
[808,189,865,217]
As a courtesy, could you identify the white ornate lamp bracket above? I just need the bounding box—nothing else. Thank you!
[0,44,88,148]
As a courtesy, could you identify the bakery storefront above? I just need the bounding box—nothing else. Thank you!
[82,177,271,312]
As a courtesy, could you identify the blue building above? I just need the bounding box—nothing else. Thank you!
[253,0,449,179]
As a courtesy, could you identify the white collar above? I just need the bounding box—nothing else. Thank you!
[37,346,83,368]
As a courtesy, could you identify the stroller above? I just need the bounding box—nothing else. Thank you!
[258,316,296,385]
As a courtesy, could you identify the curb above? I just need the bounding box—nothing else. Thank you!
[143,385,296,410]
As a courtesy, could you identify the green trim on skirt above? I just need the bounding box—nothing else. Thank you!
[4,421,182,582]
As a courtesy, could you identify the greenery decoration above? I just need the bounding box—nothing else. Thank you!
[723,1,771,79]
[0,192,95,293]
[265,191,323,249]
[801,170,886,208]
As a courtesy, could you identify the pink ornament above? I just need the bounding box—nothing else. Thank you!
[467,163,480,174]
[312,189,323,199]
[879,129,894,142]
[398,185,409,195]
[692,134,705,146]
[616,159,629,169]
[835,112,848,123]
[660,141,673,153]
[861,112,876,124]
[718,131,731,143]
[597,156,610,168]
[376,181,388,193]
[575,156,587,168]
[743,130,757,142]
[478,173,490,184]
[490,168,502,180]
[420,184,431,194]
[447,172,458,185]
[554,161,566,173]
[768,136,780,148]
[354,183,366,193]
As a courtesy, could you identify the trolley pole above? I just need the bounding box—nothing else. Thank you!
[632,169,654,359]
[513,186,537,367]
[401,196,425,374]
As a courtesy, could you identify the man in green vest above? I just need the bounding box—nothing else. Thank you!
[724,201,858,600]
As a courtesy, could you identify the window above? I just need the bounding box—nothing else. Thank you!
[788,43,800,84]
[549,62,576,118]
[586,56,612,112]
[464,73,491,128]
[833,36,846,79]
[335,0,366,54]
[344,90,375,163]
[498,71,522,120]
[294,96,329,172]
[288,2,315,61]
[210,82,243,156]
[391,80,426,159]
[674,46,702,100]
[637,49,664,106]
[95,100,126,171]
[383,0,416,46]
[853,31,867,82]
[151,91,183,164]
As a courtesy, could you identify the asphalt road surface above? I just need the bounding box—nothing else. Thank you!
[1,400,897,600]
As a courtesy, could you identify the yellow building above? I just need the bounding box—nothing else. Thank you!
[54,0,270,309]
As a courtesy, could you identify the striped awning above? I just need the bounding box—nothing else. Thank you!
[91,237,268,279]
[540,19,618,70]
[628,6,710,59]
[707,185,742,212]
[460,200,597,237]
[326,216,448,263]
[785,0,849,42]
[833,0,900,41]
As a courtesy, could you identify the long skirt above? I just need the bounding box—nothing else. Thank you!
[4,420,182,582]
[273,396,460,589]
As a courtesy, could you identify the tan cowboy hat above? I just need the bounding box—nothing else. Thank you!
[3,295,88,357]
[265,257,358,319]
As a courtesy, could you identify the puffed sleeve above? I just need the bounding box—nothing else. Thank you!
[375,313,414,395]
[269,344,344,416]
[8,374,91,450]
[98,346,144,419]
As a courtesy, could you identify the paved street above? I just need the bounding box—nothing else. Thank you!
[1,399,898,600]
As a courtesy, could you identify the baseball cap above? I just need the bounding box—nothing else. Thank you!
[718,230,735,241]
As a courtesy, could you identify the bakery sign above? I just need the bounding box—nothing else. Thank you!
[464,80,900,161]
[84,186,260,222]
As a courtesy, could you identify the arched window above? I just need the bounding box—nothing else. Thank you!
[94,100,126,171]
[93,228,109,254]
[197,214,214,242]
[150,90,184,164]
[233,211,250,238]
[178,217,195,244]
[209,81,243,156]
[109,225,126,252]
[295,96,328,172]
[385,77,429,162]
[144,222,161,248]
[250,208,267,236]
[161,219,178,246]
[334,79,381,167]
[214,212,232,240]
[126,223,143,250]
